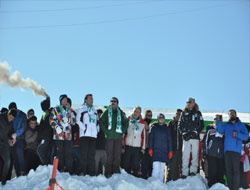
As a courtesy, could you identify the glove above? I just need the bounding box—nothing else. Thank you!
[56,126,63,134]
[168,151,173,159]
[148,149,153,157]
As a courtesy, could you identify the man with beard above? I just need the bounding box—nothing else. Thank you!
[217,109,249,190]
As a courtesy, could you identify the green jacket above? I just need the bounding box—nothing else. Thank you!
[99,107,128,139]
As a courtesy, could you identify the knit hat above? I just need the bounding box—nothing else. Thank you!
[59,94,68,104]
[8,102,17,110]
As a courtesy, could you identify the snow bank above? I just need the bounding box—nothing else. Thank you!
[0,165,238,190]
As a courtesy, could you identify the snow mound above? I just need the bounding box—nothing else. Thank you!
[0,165,231,190]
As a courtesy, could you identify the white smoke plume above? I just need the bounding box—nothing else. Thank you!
[0,61,48,97]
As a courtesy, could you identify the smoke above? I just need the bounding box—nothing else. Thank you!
[0,61,48,97]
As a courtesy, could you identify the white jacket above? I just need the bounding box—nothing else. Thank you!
[124,116,147,149]
[76,105,99,138]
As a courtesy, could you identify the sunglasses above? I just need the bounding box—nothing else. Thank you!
[110,100,117,103]
[147,114,152,117]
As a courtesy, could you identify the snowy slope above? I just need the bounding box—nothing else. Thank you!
[72,105,250,123]
[0,165,231,190]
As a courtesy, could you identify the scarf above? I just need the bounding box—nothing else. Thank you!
[129,115,140,133]
[108,106,122,133]
[85,104,96,124]
[42,110,49,121]
[58,105,70,124]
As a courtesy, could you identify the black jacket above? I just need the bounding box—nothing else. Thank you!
[178,108,204,141]
[0,113,14,148]
[202,125,224,158]
[37,110,53,143]
[168,118,182,151]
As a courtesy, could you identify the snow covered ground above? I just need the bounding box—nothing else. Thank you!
[0,165,234,190]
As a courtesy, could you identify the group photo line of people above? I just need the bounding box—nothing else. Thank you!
[0,94,250,190]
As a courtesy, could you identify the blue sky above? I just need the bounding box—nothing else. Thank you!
[0,0,249,119]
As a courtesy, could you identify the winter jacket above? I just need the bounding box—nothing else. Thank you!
[148,122,172,164]
[217,118,249,154]
[76,104,99,138]
[96,130,106,150]
[178,108,204,141]
[49,105,76,141]
[24,127,38,151]
[0,113,14,148]
[37,110,53,143]
[99,107,128,139]
[12,110,27,139]
[168,118,182,151]
[202,125,224,158]
[123,116,147,149]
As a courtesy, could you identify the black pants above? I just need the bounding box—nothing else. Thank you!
[168,150,182,181]
[105,139,122,175]
[80,137,96,176]
[0,146,11,185]
[24,149,40,174]
[207,155,225,187]
[37,139,53,165]
[124,146,141,177]
[225,151,241,190]
[141,148,152,179]
[55,140,73,173]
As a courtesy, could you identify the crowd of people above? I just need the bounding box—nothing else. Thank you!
[0,94,250,190]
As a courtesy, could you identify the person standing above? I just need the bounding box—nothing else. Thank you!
[37,97,54,165]
[167,109,183,181]
[148,113,173,182]
[95,109,107,176]
[77,94,99,176]
[8,102,27,176]
[24,116,40,174]
[141,110,153,179]
[217,109,249,190]
[0,109,17,185]
[123,106,147,177]
[178,98,204,178]
[49,94,76,173]
[99,97,129,178]
[202,114,225,187]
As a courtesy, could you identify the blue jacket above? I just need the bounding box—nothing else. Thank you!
[148,122,172,164]
[217,118,248,154]
[13,110,27,139]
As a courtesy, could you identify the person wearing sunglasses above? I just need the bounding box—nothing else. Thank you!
[141,110,153,179]
[99,97,128,178]
[178,97,204,179]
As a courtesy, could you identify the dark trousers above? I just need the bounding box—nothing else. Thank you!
[72,146,80,175]
[0,146,11,185]
[240,162,248,189]
[37,139,53,165]
[124,146,141,177]
[55,140,73,173]
[168,150,182,181]
[24,149,40,174]
[141,148,152,179]
[105,139,122,175]
[80,137,96,176]
[225,151,241,190]
[12,139,25,176]
[207,155,225,187]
